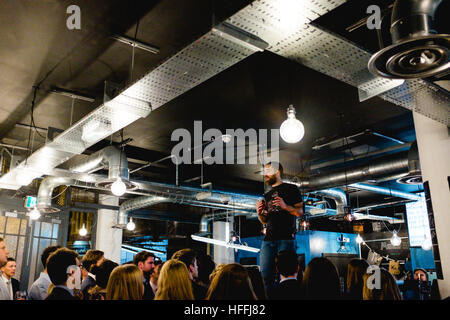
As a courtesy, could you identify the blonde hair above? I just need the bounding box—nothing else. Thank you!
[106,264,144,300]
[362,268,402,300]
[346,259,369,299]
[209,263,226,282]
[154,259,194,300]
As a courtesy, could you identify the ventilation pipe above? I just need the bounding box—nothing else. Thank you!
[349,182,422,201]
[117,195,172,225]
[308,188,347,214]
[69,146,136,191]
[369,0,449,78]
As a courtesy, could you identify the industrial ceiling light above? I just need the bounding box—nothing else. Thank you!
[191,235,260,253]
[111,177,126,196]
[126,217,136,231]
[79,224,88,236]
[29,207,41,220]
[356,234,364,244]
[221,134,232,144]
[280,105,305,143]
[344,207,355,222]
[390,230,402,246]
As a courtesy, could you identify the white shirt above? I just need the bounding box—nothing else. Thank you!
[279,275,298,284]
[150,280,157,295]
[1,274,13,300]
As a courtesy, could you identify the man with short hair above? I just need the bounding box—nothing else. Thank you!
[28,245,61,300]
[80,249,104,299]
[133,251,156,300]
[1,258,20,300]
[0,238,11,300]
[45,248,81,300]
[256,162,304,295]
[171,248,207,300]
[272,250,302,300]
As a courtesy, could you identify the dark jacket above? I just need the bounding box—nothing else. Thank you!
[272,279,303,300]
[192,281,207,300]
[45,287,78,300]
[143,278,155,300]
[11,278,20,299]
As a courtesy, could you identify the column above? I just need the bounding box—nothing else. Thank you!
[413,112,450,299]
[212,220,235,265]
[95,194,122,264]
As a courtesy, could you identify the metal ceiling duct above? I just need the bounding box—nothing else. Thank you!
[349,182,422,201]
[69,146,136,191]
[37,176,74,213]
[308,188,347,215]
[368,0,449,79]
[0,14,267,190]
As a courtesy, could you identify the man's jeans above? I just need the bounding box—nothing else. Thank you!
[260,239,296,294]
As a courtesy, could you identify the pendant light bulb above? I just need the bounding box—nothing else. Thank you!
[390,231,401,246]
[126,218,136,231]
[280,105,305,143]
[79,224,88,236]
[111,177,126,196]
[29,207,41,220]
[356,234,364,244]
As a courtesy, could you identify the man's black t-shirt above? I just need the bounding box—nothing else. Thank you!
[263,183,302,241]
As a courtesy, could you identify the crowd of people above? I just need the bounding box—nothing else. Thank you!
[0,236,418,300]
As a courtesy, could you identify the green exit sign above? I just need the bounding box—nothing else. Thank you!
[24,196,37,209]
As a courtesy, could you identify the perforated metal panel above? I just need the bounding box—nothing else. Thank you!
[226,0,450,125]
[121,30,258,109]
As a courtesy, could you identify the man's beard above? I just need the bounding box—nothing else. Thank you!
[265,175,277,186]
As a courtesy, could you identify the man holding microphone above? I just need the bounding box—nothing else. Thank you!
[256,162,304,296]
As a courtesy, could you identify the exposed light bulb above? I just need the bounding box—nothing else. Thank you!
[390,231,401,246]
[29,207,41,220]
[79,224,88,236]
[126,218,136,231]
[300,220,310,231]
[221,134,232,144]
[111,178,126,196]
[280,105,305,143]
[356,234,364,244]
[421,236,432,250]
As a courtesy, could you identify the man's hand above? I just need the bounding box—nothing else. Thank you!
[272,196,287,210]
[256,200,267,215]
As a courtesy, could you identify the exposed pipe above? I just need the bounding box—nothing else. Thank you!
[349,182,421,201]
[37,176,75,212]
[118,195,172,225]
[353,199,415,212]
[308,188,347,214]
[69,145,129,182]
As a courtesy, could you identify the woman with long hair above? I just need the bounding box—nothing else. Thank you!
[302,257,341,300]
[154,259,194,300]
[346,259,369,300]
[106,264,144,300]
[206,263,257,300]
[363,268,402,300]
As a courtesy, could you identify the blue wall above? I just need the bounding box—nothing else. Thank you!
[237,231,360,267]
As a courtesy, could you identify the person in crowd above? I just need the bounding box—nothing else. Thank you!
[0,237,11,300]
[45,248,81,300]
[414,268,429,282]
[154,259,194,300]
[133,251,156,300]
[256,162,304,294]
[196,253,216,290]
[245,266,268,300]
[1,258,20,299]
[302,257,341,300]
[80,249,105,299]
[28,245,61,300]
[363,267,402,300]
[272,250,302,300]
[346,258,369,300]
[206,263,257,300]
[209,263,226,283]
[149,261,164,296]
[172,248,207,300]
[106,264,144,300]
[87,259,118,300]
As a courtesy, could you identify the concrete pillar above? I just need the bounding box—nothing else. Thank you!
[413,112,450,299]
[95,194,122,264]
[212,220,235,265]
